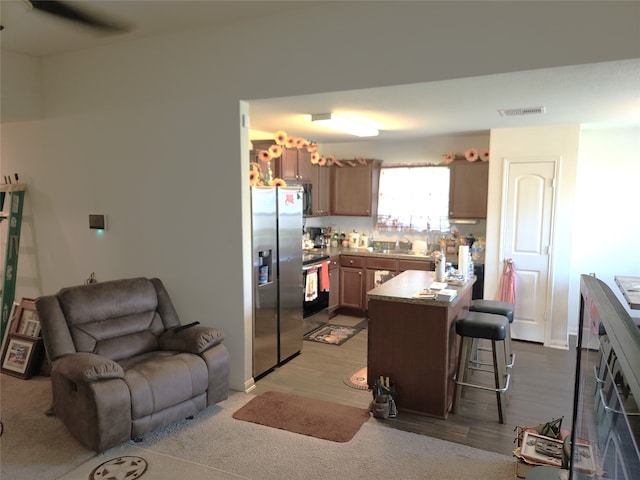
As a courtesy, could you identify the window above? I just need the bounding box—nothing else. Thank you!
[376,166,450,232]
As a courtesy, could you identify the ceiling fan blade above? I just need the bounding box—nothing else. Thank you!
[29,0,129,33]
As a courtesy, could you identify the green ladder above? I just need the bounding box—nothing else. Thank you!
[1,183,27,343]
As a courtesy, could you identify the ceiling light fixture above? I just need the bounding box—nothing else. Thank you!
[311,113,379,137]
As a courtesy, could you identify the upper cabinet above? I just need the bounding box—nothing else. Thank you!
[315,165,330,217]
[330,159,382,216]
[280,147,315,183]
[448,159,489,219]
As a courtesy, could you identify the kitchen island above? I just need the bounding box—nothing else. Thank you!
[367,270,475,418]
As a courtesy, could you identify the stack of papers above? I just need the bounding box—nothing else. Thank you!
[429,282,448,291]
[436,289,457,301]
[414,289,436,299]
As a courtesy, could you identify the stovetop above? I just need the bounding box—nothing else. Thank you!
[302,252,329,265]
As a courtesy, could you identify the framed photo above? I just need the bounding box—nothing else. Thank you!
[1,333,43,379]
[10,298,40,338]
[0,301,20,355]
[520,431,564,467]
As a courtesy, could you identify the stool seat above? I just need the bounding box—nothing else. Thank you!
[470,299,514,323]
[452,311,511,424]
[456,311,507,340]
[469,300,515,369]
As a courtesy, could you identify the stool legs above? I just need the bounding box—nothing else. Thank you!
[492,340,508,424]
[452,336,510,424]
[505,325,515,369]
[452,336,473,413]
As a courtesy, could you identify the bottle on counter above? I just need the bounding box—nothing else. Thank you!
[349,230,360,249]
[359,232,369,248]
[435,254,446,282]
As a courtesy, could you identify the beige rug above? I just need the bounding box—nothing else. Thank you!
[232,391,370,442]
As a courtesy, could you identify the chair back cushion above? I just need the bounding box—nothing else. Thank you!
[54,278,167,361]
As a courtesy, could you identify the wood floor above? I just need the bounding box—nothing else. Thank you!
[252,314,576,456]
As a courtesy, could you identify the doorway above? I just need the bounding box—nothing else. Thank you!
[501,158,558,343]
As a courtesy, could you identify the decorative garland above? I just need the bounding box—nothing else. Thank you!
[249,130,370,186]
[442,148,490,164]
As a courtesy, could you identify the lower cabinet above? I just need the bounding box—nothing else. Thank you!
[339,255,366,314]
[365,257,398,298]
[336,253,434,315]
[397,259,434,272]
[328,256,340,316]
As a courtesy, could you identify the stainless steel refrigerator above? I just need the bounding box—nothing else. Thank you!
[251,186,303,379]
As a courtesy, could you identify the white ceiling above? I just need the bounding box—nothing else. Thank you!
[1,0,639,143]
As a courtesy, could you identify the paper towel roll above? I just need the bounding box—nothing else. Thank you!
[458,245,469,280]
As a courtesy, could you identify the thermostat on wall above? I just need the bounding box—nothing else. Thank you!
[89,214,107,230]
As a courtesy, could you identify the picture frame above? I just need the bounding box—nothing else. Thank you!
[1,333,43,379]
[0,301,20,355]
[10,298,40,338]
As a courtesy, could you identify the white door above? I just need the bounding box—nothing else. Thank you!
[502,159,557,343]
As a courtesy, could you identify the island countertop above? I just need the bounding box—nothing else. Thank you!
[366,269,475,419]
[367,270,476,307]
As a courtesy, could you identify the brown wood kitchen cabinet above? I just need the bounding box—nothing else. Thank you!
[251,139,315,184]
[397,259,434,272]
[280,147,315,183]
[448,159,489,219]
[339,255,366,314]
[315,164,330,216]
[328,256,340,316]
[365,256,397,297]
[330,159,382,216]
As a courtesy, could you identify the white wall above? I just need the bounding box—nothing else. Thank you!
[569,127,640,322]
[2,2,639,390]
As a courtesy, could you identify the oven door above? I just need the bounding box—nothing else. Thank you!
[302,260,330,334]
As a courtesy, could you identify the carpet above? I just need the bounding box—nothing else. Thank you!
[232,391,370,442]
[304,324,361,345]
[57,392,517,480]
[343,367,369,391]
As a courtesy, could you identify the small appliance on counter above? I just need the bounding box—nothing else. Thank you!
[307,227,328,248]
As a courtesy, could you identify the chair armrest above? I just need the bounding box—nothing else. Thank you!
[53,352,124,383]
[159,325,225,354]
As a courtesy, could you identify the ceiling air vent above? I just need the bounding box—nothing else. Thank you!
[498,106,546,117]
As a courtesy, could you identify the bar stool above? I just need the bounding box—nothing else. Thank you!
[470,299,515,368]
[452,311,511,424]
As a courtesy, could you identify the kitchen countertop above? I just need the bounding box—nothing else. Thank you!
[615,276,640,310]
[366,270,476,307]
[304,245,480,265]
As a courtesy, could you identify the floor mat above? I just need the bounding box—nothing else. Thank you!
[304,324,362,346]
[343,367,369,390]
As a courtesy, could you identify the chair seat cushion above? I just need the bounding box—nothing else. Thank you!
[120,351,209,419]
[456,311,508,340]
[470,299,514,323]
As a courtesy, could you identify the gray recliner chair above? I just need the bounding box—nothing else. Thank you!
[36,277,230,452]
